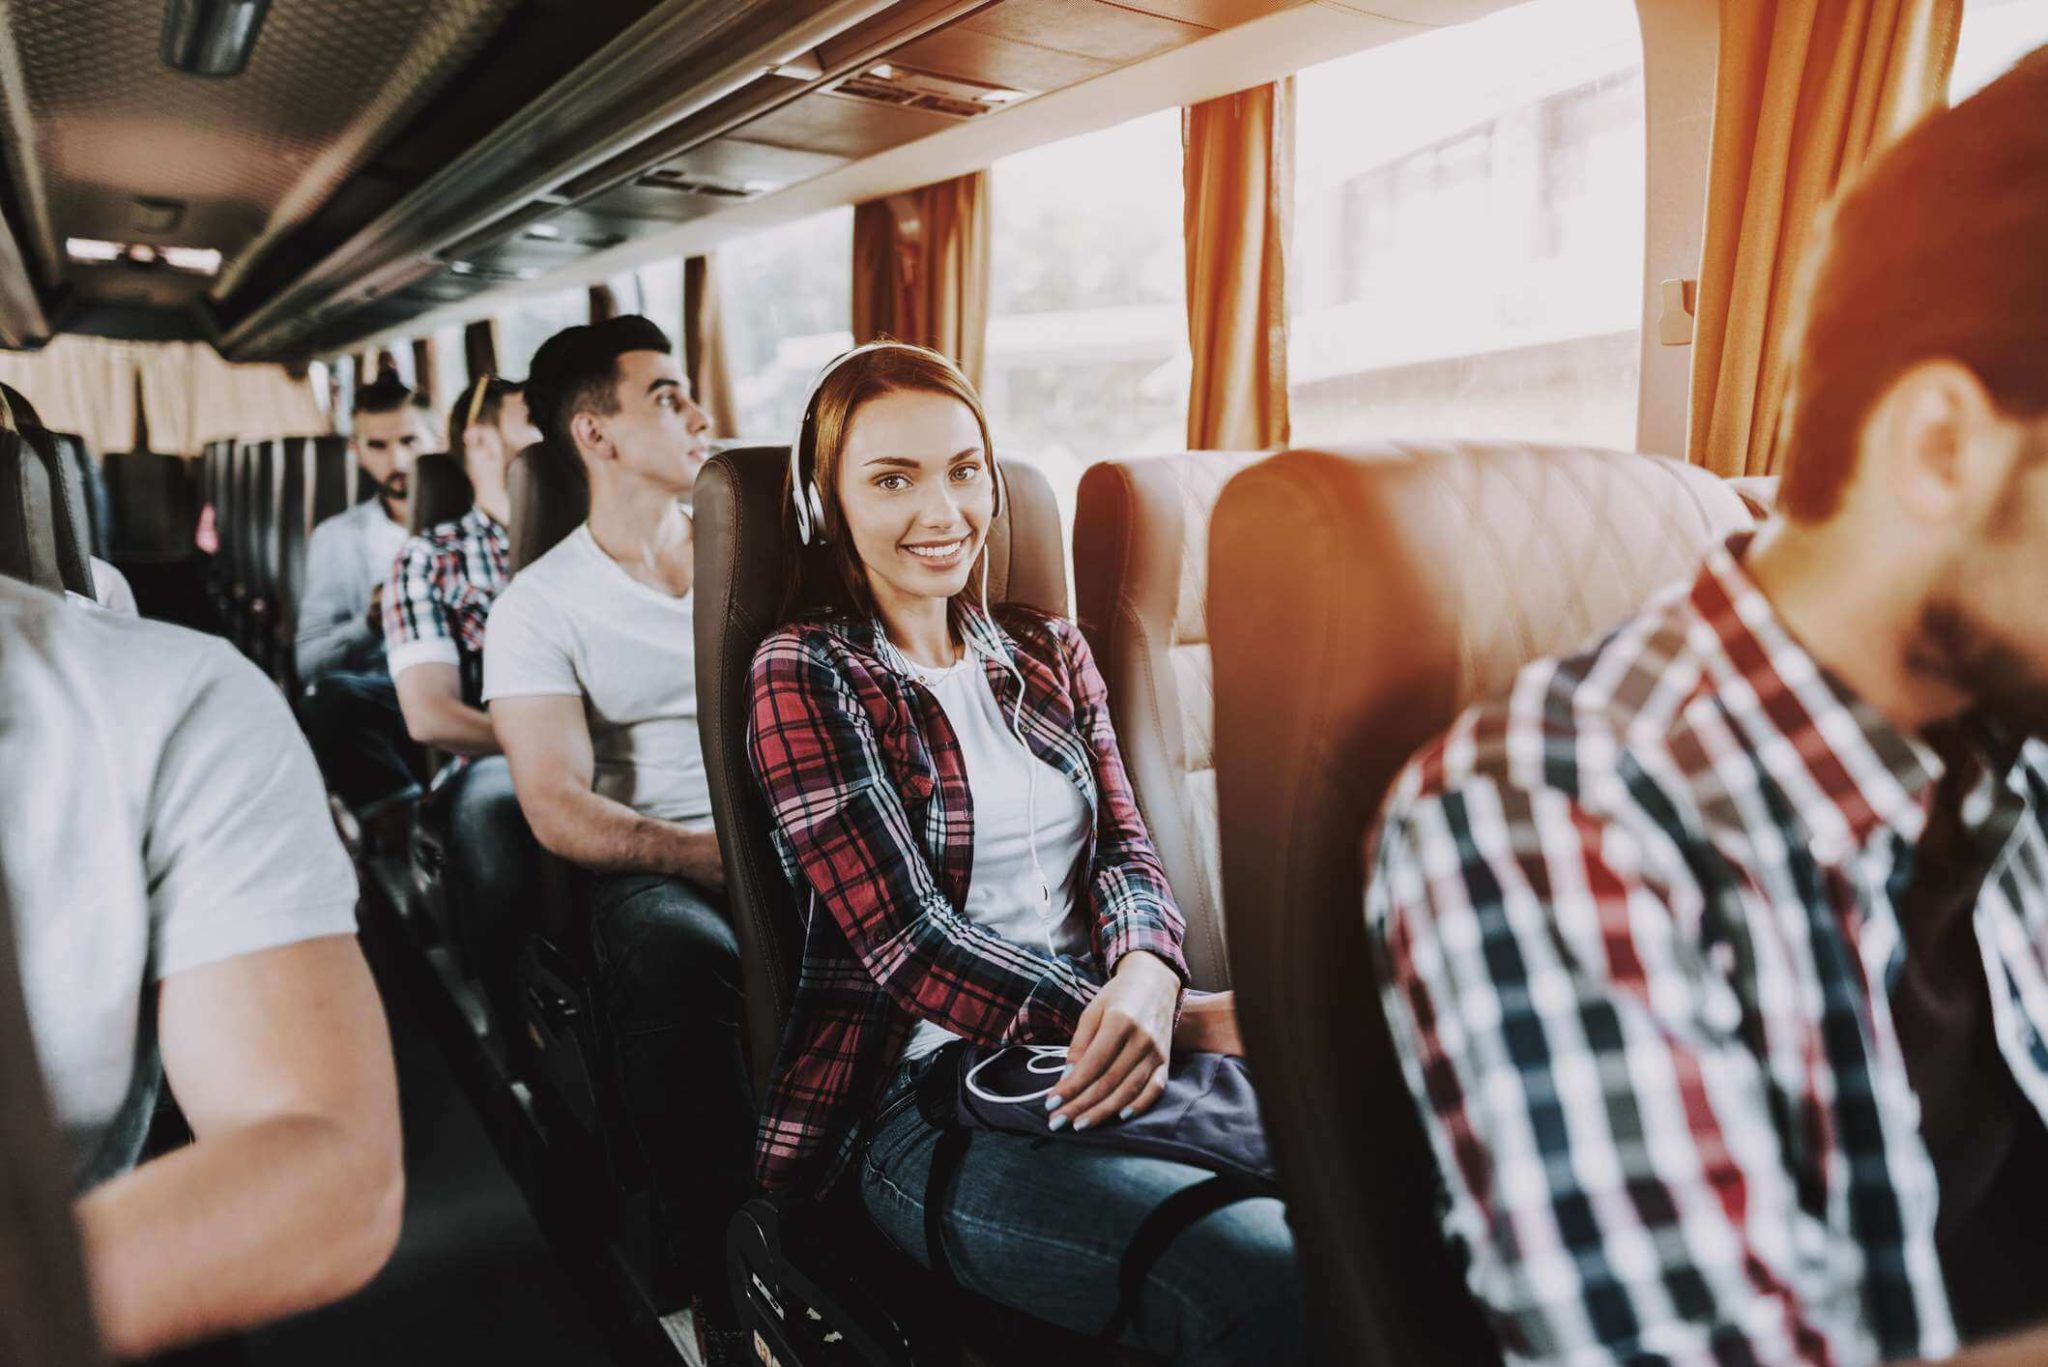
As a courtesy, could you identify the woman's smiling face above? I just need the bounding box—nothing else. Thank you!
[833,387,994,616]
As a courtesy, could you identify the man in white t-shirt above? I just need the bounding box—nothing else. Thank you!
[485,316,750,1362]
[0,574,401,1357]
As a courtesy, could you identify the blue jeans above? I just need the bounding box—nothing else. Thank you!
[858,1054,1303,1366]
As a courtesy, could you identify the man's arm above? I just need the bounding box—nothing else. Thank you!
[492,693,722,885]
[295,523,375,681]
[73,935,402,1358]
[393,662,499,756]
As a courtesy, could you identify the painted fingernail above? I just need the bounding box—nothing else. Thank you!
[1060,1064,1074,1075]
[1073,1118,1093,1133]
[1044,1094,1061,1111]
[1048,1115,1068,1132]
[1118,1106,1136,1121]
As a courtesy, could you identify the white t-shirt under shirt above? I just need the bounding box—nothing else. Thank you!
[0,577,360,1188]
[482,522,712,823]
[901,652,1092,1063]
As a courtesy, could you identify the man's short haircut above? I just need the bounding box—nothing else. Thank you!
[524,314,673,451]
[1778,48,2048,520]
[445,375,525,453]
[351,375,428,420]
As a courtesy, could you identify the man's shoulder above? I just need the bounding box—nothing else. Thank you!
[2,579,255,732]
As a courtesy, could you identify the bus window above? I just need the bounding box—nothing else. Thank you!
[1288,0,1645,450]
[1953,0,2048,100]
[986,109,1189,522]
[497,289,592,381]
[633,258,686,361]
[719,207,854,439]
[429,325,466,416]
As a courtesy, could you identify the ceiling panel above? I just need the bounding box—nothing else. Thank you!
[946,0,1207,64]
[887,23,1117,94]
[0,0,517,295]
[739,91,961,160]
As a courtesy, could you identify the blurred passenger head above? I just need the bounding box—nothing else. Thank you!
[1776,50,2048,723]
[445,376,537,488]
[783,342,997,625]
[525,315,709,499]
[350,377,432,505]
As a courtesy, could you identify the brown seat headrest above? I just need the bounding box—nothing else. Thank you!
[506,440,587,576]
[407,450,474,536]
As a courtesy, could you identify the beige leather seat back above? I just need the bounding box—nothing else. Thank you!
[1073,453,1267,990]
[1209,440,1754,1365]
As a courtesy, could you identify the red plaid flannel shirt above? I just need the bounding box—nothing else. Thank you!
[746,605,1188,1192]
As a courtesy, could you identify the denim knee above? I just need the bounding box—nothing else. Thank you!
[1153,1197,1303,1366]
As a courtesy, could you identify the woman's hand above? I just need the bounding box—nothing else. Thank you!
[1172,990,1243,1057]
[1047,950,1180,1132]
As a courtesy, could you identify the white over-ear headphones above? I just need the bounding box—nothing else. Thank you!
[788,340,1003,546]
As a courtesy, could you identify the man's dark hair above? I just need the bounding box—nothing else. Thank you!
[445,375,525,453]
[351,375,428,420]
[524,314,673,451]
[1779,48,2048,520]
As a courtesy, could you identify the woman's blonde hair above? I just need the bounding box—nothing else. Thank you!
[781,340,999,622]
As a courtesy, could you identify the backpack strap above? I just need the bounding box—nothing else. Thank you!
[1098,1171,1273,1342]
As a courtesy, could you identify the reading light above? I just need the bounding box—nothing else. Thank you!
[162,0,272,78]
[526,223,562,240]
[65,238,221,276]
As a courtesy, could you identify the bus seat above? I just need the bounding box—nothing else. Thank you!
[42,433,108,560]
[1073,453,1268,991]
[409,451,474,535]
[0,421,72,595]
[1208,440,1755,1366]
[696,444,1069,1086]
[0,384,94,599]
[241,441,281,668]
[507,440,587,573]
[1727,475,1779,519]
[695,445,1133,1366]
[309,436,356,527]
[273,438,314,688]
[102,450,200,562]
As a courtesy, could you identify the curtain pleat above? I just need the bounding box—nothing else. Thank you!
[1182,80,1294,451]
[463,319,499,384]
[850,171,990,389]
[0,337,322,456]
[412,337,440,413]
[1687,0,1962,478]
[683,254,737,438]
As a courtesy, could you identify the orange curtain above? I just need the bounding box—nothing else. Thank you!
[851,171,990,388]
[1687,0,1962,478]
[1183,80,1293,451]
[683,254,737,438]
[411,337,439,413]
[589,282,619,324]
[463,319,499,385]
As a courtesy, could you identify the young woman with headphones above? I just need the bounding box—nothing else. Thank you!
[744,342,1301,1364]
